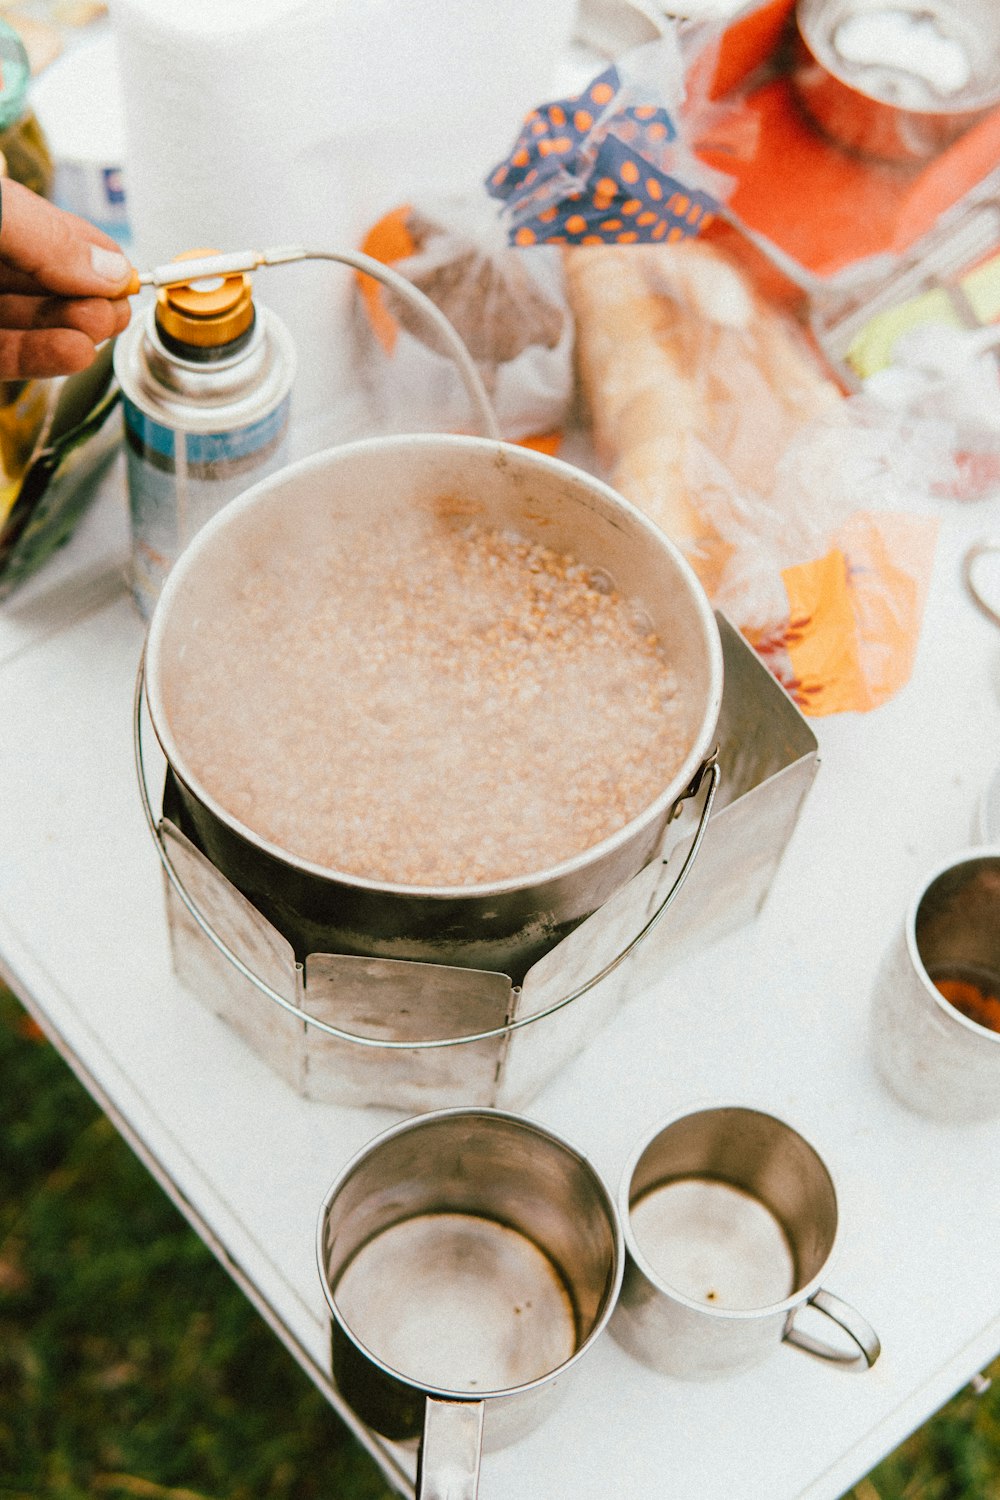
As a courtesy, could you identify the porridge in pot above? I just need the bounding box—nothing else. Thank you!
[163,506,692,887]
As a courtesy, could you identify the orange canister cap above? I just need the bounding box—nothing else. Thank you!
[156,247,254,349]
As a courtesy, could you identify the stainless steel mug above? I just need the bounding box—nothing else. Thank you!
[870,849,1000,1121]
[611,1105,880,1379]
[316,1108,623,1498]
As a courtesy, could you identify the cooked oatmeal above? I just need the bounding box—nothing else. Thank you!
[164,513,690,886]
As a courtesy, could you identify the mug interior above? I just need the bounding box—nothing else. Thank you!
[624,1107,838,1307]
[913,855,1000,1035]
[319,1110,621,1398]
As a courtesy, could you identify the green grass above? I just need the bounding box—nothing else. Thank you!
[0,987,396,1500]
[1,984,999,1499]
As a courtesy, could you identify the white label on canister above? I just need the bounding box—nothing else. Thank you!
[124,395,290,617]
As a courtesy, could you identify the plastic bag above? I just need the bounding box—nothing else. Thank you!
[354,197,575,446]
[565,236,943,716]
[860,322,1000,502]
[690,403,943,714]
[485,26,735,248]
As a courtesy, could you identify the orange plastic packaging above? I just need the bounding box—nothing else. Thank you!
[746,512,939,715]
[687,0,1000,288]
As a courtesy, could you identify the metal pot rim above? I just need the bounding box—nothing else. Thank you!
[144,433,724,900]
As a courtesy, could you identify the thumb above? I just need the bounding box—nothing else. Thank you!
[0,178,135,297]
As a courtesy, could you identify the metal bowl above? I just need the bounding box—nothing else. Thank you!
[792,0,1000,164]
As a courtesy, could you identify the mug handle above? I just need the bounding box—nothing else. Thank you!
[783,1288,881,1370]
[417,1396,486,1500]
[964,538,1000,630]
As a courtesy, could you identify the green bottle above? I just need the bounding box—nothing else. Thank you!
[0,19,52,198]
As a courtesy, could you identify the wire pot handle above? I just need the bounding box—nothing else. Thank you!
[134,651,718,1051]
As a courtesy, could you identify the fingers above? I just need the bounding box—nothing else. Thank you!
[0,327,107,379]
[0,264,67,295]
[0,292,130,376]
[0,296,131,376]
[0,179,136,299]
[0,292,131,341]
[0,183,137,377]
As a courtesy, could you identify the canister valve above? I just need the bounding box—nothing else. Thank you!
[125,246,310,297]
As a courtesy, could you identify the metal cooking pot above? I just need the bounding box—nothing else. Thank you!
[144,434,724,984]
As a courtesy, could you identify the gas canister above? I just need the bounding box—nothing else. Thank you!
[114,248,296,616]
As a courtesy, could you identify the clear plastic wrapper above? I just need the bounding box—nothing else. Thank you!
[566,237,944,715]
[355,197,574,444]
[351,18,738,442]
[859,323,1000,503]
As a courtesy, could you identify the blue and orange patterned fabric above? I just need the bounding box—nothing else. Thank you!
[487,62,718,247]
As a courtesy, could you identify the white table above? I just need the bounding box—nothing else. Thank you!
[2,444,1000,1499]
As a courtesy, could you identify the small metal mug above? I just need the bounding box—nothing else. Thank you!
[611,1105,880,1379]
[870,849,1000,1121]
[316,1108,623,1498]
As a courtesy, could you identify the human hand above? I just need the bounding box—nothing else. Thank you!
[0,178,134,379]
